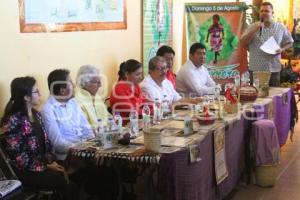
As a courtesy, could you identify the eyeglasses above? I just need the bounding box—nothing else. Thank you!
[32,90,40,94]
[155,67,167,72]
[90,80,101,85]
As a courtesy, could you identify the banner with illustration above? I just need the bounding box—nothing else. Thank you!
[185,2,247,84]
[143,0,173,75]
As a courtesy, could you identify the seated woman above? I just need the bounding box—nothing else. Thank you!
[110,59,150,122]
[75,65,111,131]
[0,76,78,200]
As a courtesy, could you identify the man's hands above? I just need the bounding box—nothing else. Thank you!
[275,48,283,54]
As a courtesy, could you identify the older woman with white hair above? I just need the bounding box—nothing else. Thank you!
[75,65,111,131]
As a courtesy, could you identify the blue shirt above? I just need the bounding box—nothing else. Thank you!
[42,96,94,160]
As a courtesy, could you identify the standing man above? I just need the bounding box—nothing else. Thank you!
[176,42,217,96]
[240,2,293,86]
[156,45,177,88]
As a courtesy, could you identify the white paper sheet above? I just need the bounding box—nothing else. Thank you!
[259,36,280,54]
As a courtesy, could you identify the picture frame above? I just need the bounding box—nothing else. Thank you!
[19,0,127,33]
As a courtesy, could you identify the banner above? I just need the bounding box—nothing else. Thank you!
[143,0,173,75]
[185,2,247,84]
[214,126,228,184]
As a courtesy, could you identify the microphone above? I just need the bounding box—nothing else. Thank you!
[259,18,264,37]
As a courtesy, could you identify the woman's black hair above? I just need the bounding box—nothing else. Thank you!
[118,59,142,81]
[1,76,36,125]
[118,61,126,81]
[47,69,70,95]
[212,14,220,21]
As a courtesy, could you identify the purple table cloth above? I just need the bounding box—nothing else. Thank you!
[273,89,292,146]
[252,119,280,166]
[254,88,292,147]
[158,117,246,200]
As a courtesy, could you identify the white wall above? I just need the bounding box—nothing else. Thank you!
[0,0,250,115]
[0,0,142,114]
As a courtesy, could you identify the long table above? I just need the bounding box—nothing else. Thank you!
[68,87,294,200]
[159,116,246,200]
[253,87,294,146]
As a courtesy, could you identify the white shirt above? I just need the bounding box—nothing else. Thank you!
[42,96,94,160]
[140,75,181,103]
[176,60,216,96]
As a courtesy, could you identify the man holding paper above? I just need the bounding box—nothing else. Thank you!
[240,2,293,86]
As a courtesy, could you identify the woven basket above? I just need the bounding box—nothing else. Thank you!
[238,85,258,103]
[253,71,271,85]
[255,164,278,187]
[144,128,161,152]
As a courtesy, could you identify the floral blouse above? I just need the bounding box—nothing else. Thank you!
[1,111,55,172]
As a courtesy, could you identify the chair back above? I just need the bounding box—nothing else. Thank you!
[0,135,17,179]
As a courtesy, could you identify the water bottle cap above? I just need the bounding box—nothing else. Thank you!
[97,118,102,122]
[115,111,120,115]
[108,117,113,120]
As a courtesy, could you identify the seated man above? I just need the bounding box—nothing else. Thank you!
[141,56,199,104]
[176,42,217,96]
[42,69,94,160]
[156,45,177,88]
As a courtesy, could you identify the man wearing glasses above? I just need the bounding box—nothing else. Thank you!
[141,56,199,104]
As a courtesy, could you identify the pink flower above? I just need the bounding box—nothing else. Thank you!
[22,120,32,135]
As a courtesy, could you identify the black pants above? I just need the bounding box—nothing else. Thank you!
[15,169,78,200]
[69,165,119,200]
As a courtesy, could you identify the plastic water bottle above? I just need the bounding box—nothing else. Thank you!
[241,71,250,85]
[153,98,161,124]
[234,74,241,87]
[142,105,151,130]
[107,117,117,131]
[161,95,170,119]
[114,112,123,133]
[183,115,193,135]
[96,119,104,144]
[129,108,139,137]
[97,119,104,135]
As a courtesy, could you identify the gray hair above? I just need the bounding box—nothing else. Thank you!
[148,56,166,72]
[76,65,100,88]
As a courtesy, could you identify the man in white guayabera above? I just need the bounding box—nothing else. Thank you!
[42,69,94,160]
[176,42,217,96]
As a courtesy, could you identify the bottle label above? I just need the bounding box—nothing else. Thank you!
[130,119,139,137]
[184,119,193,135]
[143,115,151,130]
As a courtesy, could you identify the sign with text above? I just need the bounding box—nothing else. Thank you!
[185,2,248,85]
